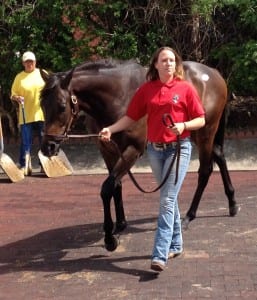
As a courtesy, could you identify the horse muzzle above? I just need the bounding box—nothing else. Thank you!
[41,139,61,157]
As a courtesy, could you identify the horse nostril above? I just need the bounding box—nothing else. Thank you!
[41,142,49,157]
[48,141,60,156]
[49,143,55,152]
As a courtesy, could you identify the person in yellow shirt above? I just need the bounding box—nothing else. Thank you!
[11,51,45,175]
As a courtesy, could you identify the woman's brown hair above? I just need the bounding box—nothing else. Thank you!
[146,46,184,81]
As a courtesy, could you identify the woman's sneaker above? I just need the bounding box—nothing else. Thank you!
[150,260,165,272]
[168,251,183,259]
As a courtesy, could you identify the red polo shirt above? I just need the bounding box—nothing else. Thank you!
[126,78,205,143]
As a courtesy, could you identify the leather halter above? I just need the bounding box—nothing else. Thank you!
[44,94,80,141]
[66,94,80,134]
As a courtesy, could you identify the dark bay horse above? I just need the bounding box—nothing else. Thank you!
[40,59,239,251]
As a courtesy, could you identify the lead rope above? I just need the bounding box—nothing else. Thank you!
[66,133,180,193]
[126,140,180,193]
[64,94,180,193]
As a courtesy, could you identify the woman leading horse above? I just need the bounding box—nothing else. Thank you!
[40,49,238,254]
[99,47,205,272]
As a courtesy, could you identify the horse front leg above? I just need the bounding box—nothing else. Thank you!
[213,144,239,216]
[108,144,140,234]
[99,141,143,251]
[113,180,127,234]
[100,175,119,251]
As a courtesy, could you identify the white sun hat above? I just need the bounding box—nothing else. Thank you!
[22,51,36,62]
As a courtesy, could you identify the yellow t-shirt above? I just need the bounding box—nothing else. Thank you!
[11,68,45,125]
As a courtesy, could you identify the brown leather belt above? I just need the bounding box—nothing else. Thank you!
[149,142,177,150]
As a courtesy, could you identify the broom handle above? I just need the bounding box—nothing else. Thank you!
[21,97,26,124]
[0,116,4,155]
[20,98,30,157]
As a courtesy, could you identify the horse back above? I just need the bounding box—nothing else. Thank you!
[183,61,228,147]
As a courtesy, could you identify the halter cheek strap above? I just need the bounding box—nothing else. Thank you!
[59,94,80,139]
[71,95,79,116]
[67,94,80,132]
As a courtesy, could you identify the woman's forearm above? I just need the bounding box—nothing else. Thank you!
[184,117,205,131]
[108,115,135,134]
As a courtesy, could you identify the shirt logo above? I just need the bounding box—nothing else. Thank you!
[172,94,179,103]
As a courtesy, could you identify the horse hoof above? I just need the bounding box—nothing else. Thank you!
[182,215,195,231]
[114,221,127,234]
[229,204,240,217]
[182,217,190,231]
[104,236,119,252]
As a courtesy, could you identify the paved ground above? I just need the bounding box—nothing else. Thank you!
[0,137,257,299]
[1,168,257,297]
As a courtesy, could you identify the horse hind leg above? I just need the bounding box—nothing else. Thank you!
[182,159,213,230]
[213,144,239,216]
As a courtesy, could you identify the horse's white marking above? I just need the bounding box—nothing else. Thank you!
[202,74,209,81]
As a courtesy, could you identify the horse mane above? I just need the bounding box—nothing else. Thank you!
[41,58,142,102]
[40,74,59,100]
[74,58,139,73]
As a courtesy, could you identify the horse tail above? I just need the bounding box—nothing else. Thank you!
[214,104,227,149]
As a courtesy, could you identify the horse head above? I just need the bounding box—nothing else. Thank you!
[40,68,74,156]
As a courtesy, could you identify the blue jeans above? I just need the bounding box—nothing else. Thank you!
[19,121,44,167]
[147,138,192,265]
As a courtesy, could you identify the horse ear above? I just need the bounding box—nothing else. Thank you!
[40,69,50,82]
[60,69,74,89]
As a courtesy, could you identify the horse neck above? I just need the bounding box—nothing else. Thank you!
[72,76,125,126]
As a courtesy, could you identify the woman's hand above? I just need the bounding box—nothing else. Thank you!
[171,122,186,135]
[12,95,24,104]
[99,127,111,141]
[98,116,135,141]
